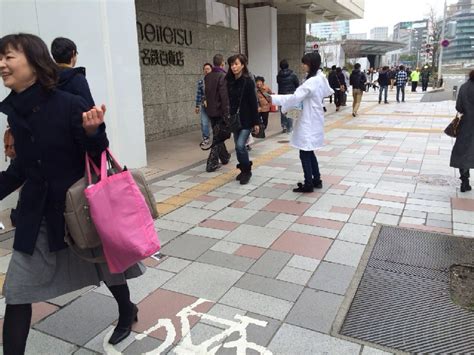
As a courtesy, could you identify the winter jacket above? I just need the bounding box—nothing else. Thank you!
[57,67,95,108]
[350,69,367,91]
[328,71,346,90]
[204,67,229,118]
[421,71,430,81]
[451,80,474,169]
[0,83,108,254]
[277,69,299,94]
[227,75,260,129]
[257,85,273,112]
[378,71,389,87]
[411,70,420,82]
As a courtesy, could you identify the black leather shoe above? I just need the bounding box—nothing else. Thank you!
[312,179,323,189]
[293,182,314,193]
[109,305,139,345]
[461,182,472,193]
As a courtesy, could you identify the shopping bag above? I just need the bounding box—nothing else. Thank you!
[84,149,160,273]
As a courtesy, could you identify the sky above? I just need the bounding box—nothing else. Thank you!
[349,0,455,36]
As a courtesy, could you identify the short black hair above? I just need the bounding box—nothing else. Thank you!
[331,65,337,71]
[354,63,361,70]
[213,54,224,67]
[336,67,342,73]
[280,59,289,70]
[255,76,265,82]
[51,37,77,64]
[203,63,212,69]
[400,65,405,70]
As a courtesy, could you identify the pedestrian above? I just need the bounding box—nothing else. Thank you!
[276,59,299,133]
[349,63,367,117]
[271,52,333,193]
[225,54,260,185]
[406,67,412,87]
[194,63,213,149]
[378,66,390,104]
[204,54,231,172]
[421,66,430,92]
[50,37,94,107]
[372,69,379,91]
[0,34,144,354]
[255,76,273,130]
[50,36,145,346]
[341,67,350,106]
[450,70,474,192]
[395,65,408,103]
[389,67,397,90]
[410,67,420,92]
[327,65,345,111]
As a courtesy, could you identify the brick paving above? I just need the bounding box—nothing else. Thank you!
[0,90,469,354]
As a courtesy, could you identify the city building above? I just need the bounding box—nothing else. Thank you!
[307,20,350,40]
[390,20,430,67]
[443,0,474,65]
[346,33,368,40]
[370,27,388,41]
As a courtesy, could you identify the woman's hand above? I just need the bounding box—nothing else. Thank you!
[253,125,260,136]
[83,105,106,136]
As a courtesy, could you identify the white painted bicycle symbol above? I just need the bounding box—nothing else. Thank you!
[103,298,273,354]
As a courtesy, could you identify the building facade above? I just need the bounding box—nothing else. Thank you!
[391,20,429,67]
[346,33,367,40]
[443,0,474,65]
[307,21,350,40]
[370,27,388,41]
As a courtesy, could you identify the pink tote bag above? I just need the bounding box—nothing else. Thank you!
[84,149,160,273]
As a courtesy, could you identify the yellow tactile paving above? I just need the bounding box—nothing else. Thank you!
[162,196,193,206]
[180,189,205,199]
[156,203,179,215]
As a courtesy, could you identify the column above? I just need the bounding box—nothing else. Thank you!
[277,14,306,79]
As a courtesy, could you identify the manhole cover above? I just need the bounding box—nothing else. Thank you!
[362,136,385,141]
[414,174,459,187]
[277,140,290,144]
[334,226,474,354]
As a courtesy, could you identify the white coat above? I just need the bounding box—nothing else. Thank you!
[271,72,333,151]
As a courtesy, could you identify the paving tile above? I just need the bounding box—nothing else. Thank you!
[451,197,474,211]
[331,206,354,214]
[160,234,218,260]
[289,223,339,239]
[162,206,215,225]
[234,245,266,259]
[132,289,213,342]
[94,268,174,303]
[84,326,136,353]
[379,207,404,215]
[400,216,425,225]
[349,210,377,225]
[402,209,427,219]
[245,312,282,347]
[324,240,365,267]
[212,207,258,223]
[235,274,304,302]
[162,262,243,301]
[271,231,332,259]
[263,200,311,216]
[0,254,11,273]
[313,194,362,209]
[203,198,235,211]
[453,209,474,223]
[220,287,293,321]
[244,211,279,227]
[249,187,286,199]
[200,304,246,329]
[276,266,313,286]
[31,302,60,325]
[268,323,360,354]
[426,219,452,229]
[285,289,344,334]
[73,348,100,355]
[287,255,321,271]
[362,345,393,354]
[248,250,292,278]
[225,225,283,248]
[157,257,192,273]
[154,219,194,233]
[275,213,299,222]
[35,291,118,346]
[186,227,229,240]
[265,219,293,230]
[157,229,182,245]
[123,336,163,354]
[174,322,224,352]
[361,198,405,210]
[49,286,94,307]
[359,203,380,212]
[295,216,344,230]
[338,223,374,245]
[210,240,242,254]
[308,261,356,295]
[303,210,350,222]
[197,250,254,272]
[199,219,239,231]
[374,213,400,226]
[25,329,78,354]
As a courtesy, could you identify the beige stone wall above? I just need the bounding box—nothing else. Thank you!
[135,0,239,141]
[277,14,306,80]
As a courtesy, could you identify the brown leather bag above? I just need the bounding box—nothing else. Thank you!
[4,127,16,161]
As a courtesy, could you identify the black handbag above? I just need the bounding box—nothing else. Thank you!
[445,113,462,138]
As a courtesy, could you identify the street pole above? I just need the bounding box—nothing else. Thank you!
[437,0,447,87]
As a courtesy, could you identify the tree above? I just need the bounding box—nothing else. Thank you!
[306,34,327,43]
[427,6,442,78]
[342,42,360,65]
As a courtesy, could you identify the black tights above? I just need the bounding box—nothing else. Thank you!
[3,283,132,355]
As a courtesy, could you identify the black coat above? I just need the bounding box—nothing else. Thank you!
[58,67,95,108]
[451,80,474,169]
[227,75,260,129]
[378,71,389,87]
[350,69,367,90]
[277,69,299,94]
[328,71,345,90]
[0,83,108,255]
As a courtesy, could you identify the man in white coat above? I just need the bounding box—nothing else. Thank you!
[271,52,333,193]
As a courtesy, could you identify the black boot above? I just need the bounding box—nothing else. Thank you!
[218,143,231,165]
[312,179,323,189]
[460,169,472,193]
[239,162,253,185]
[235,164,242,181]
[107,284,139,345]
[293,182,314,193]
[206,146,221,172]
[108,304,139,345]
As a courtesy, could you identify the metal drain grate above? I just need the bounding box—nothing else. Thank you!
[333,226,474,354]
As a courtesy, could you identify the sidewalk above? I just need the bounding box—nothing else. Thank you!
[1,88,471,354]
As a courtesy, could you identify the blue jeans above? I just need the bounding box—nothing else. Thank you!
[200,106,210,139]
[378,86,388,102]
[280,110,293,132]
[299,150,320,185]
[396,85,405,102]
[234,129,251,165]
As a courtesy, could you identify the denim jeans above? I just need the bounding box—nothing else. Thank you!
[200,106,210,139]
[378,86,388,103]
[396,85,405,102]
[299,150,320,185]
[234,129,251,165]
[280,110,293,132]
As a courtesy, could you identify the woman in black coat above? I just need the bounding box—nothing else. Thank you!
[226,54,260,185]
[0,34,138,354]
[450,70,474,192]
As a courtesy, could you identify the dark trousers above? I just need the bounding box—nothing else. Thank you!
[422,80,429,91]
[260,111,269,129]
[207,116,230,170]
[378,86,388,103]
[299,150,320,186]
[396,85,405,102]
[411,81,418,92]
[334,90,343,107]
